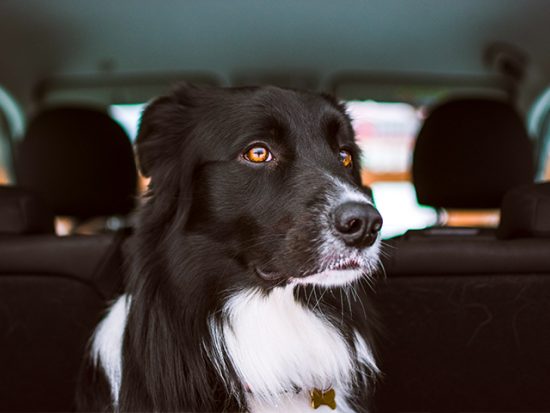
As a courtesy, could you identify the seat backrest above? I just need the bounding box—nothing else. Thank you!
[412,97,534,209]
[0,187,127,411]
[15,106,137,222]
[376,182,550,411]
[2,105,138,410]
[378,96,547,410]
[497,181,550,239]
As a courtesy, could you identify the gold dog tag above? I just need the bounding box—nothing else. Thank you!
[310,388,336,410]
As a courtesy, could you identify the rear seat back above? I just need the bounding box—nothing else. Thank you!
[15,106,137,222]
[0,106,138,411]
[498,181,550,239]
[376,183,550,411]
[413,97,534,209]
[0,187,127,411]
[375,97,550,411]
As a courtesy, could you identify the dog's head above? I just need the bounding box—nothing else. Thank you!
[137,84,382,289]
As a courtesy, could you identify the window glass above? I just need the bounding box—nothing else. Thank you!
[109,103,149,193]
[109,103,147,143]
[528,86,550,180]
[0,115,10,184]
[0,86,25,184]
[346,100,437,238]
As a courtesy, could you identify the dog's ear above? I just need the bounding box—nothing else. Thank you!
[136,84,202,221]
[136,95,176,178]
[136,84,200,178]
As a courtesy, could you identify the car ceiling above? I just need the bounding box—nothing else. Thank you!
[1,0,550,106]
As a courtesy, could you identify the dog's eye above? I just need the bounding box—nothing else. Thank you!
[244,145,273,163]
[339,149,353,168]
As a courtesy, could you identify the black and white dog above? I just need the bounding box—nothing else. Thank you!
[78,84,383,412]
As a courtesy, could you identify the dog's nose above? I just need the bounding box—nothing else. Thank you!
[333,202,383,247]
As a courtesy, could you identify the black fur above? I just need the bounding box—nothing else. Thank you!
[78,84,380,412]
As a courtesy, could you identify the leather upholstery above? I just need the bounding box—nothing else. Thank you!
[0,231,127,411]
[1,103,137,410]
[0,186,54,235]
[383,232,550,276]
[374,273,550,411]
[498,182,550,239]
[15,106,137,220]
[413,98,534,209]
[378,113,549,410]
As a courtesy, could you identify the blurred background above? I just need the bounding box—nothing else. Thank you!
[2,2,550,412]
[1,0,549,237]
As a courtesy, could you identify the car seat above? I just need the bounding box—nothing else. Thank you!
[0,106,138,411]
[15,106,137,231]
[412,97,534,210]
[375,97,550,411]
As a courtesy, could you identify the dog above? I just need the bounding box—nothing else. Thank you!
[77,84,383,412]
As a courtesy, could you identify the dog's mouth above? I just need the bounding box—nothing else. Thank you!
[323,255,362,272]
[254,252,372,286]
[299,253,367,277]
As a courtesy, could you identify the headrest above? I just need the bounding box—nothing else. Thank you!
[0,186,54,235]
[413,98,534,209]
[15,106,137,220]
[497,182,550,239]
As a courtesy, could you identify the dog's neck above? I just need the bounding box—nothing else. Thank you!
[208,286,377,411]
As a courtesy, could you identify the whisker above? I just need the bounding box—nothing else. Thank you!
[350,282,368,320]
[312,285,328,314]
[339,287,345,324]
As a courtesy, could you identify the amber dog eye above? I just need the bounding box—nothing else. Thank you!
[244,145,273,163]
[339,149,353,168]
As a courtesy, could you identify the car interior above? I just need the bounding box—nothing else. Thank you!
[1,1,549,411]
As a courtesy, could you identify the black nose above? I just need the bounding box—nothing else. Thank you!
[333,202,383,247]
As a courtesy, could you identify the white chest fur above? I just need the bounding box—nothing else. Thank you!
[209,287,377,413]
[91,294,131,406]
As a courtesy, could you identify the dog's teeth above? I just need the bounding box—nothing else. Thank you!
[323,254,365,272]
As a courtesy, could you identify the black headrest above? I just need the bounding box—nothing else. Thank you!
[497,182,550,239]
[413,98,534,209]
[0,186,54,235]
[15,107,137,220]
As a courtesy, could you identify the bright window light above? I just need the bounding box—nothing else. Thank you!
[109,103,147,142]
[349,100,420,173]
[346,100,437,239]
[371,181,438,239]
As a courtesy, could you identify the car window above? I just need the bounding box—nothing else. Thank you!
[110,103,150,193]
[347,96,505,238]
[347,100,437,238]
[528,86,550,180]
[0,114,11,184]
[0,86,25,184]
[109,103,146,143]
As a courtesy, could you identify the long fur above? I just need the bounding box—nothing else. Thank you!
[77,84,383,412]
